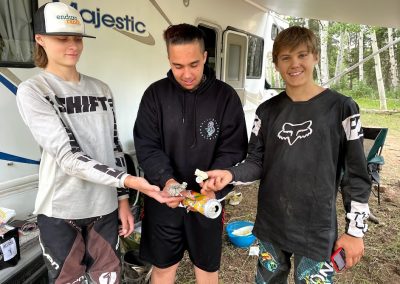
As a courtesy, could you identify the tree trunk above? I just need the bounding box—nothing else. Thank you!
[265,52,274,87]
[304,18,309,28]
[388,28,399,88]
[315,63,322,85]
[371,30,387,110]
[346,32,353,89]
[319,20,329,87]
[274,70,282,88]
[334,30,345,85]
[358,29,364,82]
[304,19,322,83]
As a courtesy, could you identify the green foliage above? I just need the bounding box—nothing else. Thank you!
[287,17,305,26]
[328,22,360,36]
[284,17,400,95]
[330,83,399,109]
[333,81,375,99]
[386,87,400,99]
[333,83,400,110]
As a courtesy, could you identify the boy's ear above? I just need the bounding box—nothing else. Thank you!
[313,53,320,63]
[202,50,208,64]
[35,34,45,47]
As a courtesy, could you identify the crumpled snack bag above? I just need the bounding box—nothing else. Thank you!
[0,207,16,225]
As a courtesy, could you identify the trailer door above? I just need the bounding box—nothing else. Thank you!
[221,30,248,104]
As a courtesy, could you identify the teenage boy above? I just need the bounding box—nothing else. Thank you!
[134,24,248,283]
[16,3,179,283]
[201,26,371,283]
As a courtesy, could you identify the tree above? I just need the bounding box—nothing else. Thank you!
[302,18,321,84]
[387,28,399,88]
[334,29,346,85]
[319,20,329,86]
[370,28,387,110]
[358,26,364,82]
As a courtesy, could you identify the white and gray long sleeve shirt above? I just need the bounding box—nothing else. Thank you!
[17,71,129,219]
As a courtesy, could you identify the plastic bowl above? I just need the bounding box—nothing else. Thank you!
[226,220,256,248]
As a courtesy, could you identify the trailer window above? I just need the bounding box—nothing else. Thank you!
[271,24,280,40]
[198,25,217,74]
[246,35,264,79]
[0,0,37,68]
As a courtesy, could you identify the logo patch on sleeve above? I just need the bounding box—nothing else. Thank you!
[342,114,363,141]
[252,114,261,136]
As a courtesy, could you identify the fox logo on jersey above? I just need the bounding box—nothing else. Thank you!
[278,120,313,146]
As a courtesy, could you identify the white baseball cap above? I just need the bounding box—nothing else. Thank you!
[34,2,95,38]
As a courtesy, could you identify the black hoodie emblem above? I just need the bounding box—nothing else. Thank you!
[200,118,220,140]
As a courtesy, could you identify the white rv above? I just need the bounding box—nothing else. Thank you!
[3,0,399,221]
[0,0,288,221]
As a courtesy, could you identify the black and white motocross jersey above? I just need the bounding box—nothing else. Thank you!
[230,89,371,261]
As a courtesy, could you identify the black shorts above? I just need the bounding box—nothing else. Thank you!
[37,210,120,283]
[139,196,223,272]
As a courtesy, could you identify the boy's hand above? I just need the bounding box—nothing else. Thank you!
[201,189,216,200]
[124,175,160,192]
[163,179,185,208]
[118,198,134,238]
[200,170,233,195]
[124,176,183,204]
[335,234,365,269]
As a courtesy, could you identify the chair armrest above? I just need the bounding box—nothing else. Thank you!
[369,156,385,165]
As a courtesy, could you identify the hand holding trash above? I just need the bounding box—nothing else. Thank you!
[200,169,233,195]
[124,175,182,205]
[163,179,187,208]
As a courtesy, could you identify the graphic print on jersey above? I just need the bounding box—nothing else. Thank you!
[278,120,313,146]
[252,114,261,136]
[199,118,220,140]
[342,114,363,141]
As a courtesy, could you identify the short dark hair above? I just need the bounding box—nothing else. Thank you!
[163,23,205,53]
[272,26,319,64]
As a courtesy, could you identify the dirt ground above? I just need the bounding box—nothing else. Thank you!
[175,119,400,283]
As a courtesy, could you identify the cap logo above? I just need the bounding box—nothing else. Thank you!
[56,14,80,25]
[34,2,95,37]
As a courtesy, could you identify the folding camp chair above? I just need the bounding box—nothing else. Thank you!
[362,127,388,205]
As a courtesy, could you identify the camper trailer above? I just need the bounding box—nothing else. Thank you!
[0,0,287,281]
[0,0,287,222]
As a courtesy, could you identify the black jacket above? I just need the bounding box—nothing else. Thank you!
[134,66,248,197]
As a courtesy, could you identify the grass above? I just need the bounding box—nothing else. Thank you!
[355,98,400,111]
[361,112,400,136]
